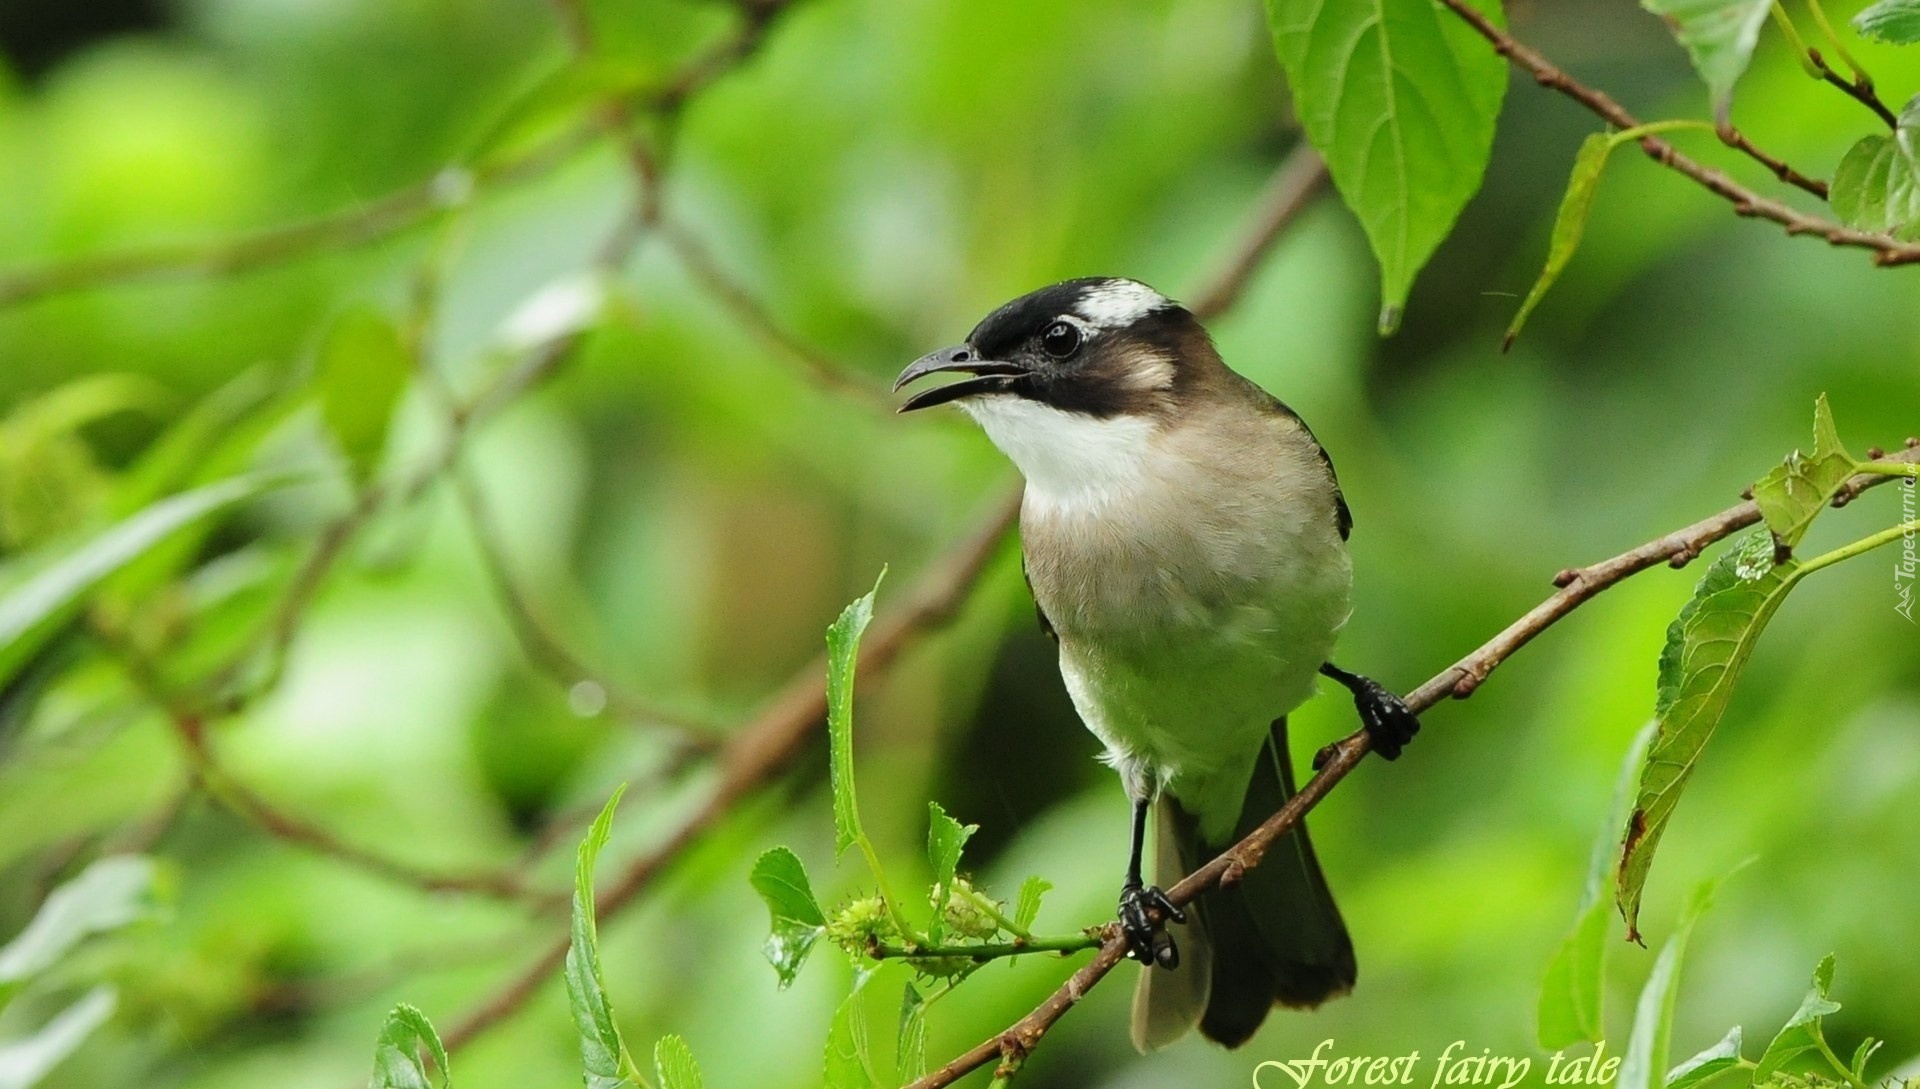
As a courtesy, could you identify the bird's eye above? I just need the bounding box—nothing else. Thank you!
[1040,321,1082,359]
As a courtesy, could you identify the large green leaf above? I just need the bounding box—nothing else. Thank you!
[826,576,882,859]
[0,856,162,1014]
[368,1004,451,1089]
[748,847,827,989]
[1539,720,1654,1048]
[1830,98,1920,242]
[1616,533,1797,939]
[1853,0,1920,44]
[317,307,412,486]
[565,786,646,1089]
[1751,396,1861,550]
[1641,0,1772,118]
[0,986,116,1089]
[1753,955,1842,1079]
[1263,0,1508,333]
[0,476,269,688]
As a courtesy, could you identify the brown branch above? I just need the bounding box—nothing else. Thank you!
[909,445,1920,1089]
[436,487,1023,1052]
[1435,0,1920,268]
[1808,48,1901,130]
[1186,144,1331,320]
[658,220,897,408]
[1716,124,1828,200]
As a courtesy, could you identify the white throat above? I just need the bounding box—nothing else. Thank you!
[959,395,1158,511]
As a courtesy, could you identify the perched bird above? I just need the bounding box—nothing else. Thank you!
[894,277,1418,1051]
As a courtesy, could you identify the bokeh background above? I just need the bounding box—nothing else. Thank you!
[0,0,1916,1086]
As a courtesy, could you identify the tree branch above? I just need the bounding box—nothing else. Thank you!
[907,444,1920,1089]
[1435,0,1920,268]
[1186,144,1331,321]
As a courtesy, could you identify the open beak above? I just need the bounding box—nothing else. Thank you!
[892,345,1028,413]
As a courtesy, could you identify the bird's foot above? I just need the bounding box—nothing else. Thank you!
[1119,882,1184,968]
[1352,678,1419,760]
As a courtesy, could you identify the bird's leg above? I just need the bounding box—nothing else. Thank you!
[1318,662,1420,762]
[1118,796,1184,969]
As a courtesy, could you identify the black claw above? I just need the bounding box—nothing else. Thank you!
[1321,662,1420,761]
[1354,680,1419,760]
[1119,883,1183,967]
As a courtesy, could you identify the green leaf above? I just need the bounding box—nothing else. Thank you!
[1013,877,1051,934]
[895,983,927,1083]
[924,802,976,944]
[0,856,162,1013]
[566,785,647,1089]
[1830,100,1920,242]
[827,575,883,859]
[749,847,827,989]
[1539,720,1656,1049]
[1263,0,1508,334]
[1617,533,1800,939]
[1640,0,1772,118]
[1853,0,1920,44]
[0,374,170,548]
[824,976,875,1089]
[368,1003,450,1089]
[0,476,270,688]
[1618,876,1725,1089]
[1754,955,1842,1079]
[1666,1025,1744,1089]
[1751,396,1861,549]
[1505,133,1614,352]
[0,986,116,1089]
[1539,900,1611,1050]
[653,1035,702,1089]
[1849,1038,1883,1080]
[317,307,412,485]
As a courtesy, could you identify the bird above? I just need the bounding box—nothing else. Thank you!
[893,277,1419,1052]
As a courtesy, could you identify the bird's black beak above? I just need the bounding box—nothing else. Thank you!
[892,345,1028,413]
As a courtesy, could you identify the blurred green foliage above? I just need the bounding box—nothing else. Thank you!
[0,1,1916,1088]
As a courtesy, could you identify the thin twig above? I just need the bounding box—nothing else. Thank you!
[1716,124,1829,198]
[1807,47,1901,130]
[659,220,897,407]
[1435,0,1920,268]
[907,446,1920,1089]
[1186,144,1332,320]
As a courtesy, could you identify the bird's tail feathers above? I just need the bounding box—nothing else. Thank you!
[1129,717,1355,1052]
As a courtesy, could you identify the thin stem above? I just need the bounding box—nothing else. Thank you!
[1803,0,1871,87]
[1607,120,1717,147]
[858,836,929,948]
[1815,1032,1873,1089]
[1771,3,1825,78]
[869,933,1104,963]
[1799,520,1920,574]
[960,882,1033,940]
[1849,460,1920,477]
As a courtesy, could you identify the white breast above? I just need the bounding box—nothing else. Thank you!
[968,393,1354,841]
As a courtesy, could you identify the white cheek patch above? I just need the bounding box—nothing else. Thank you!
[1073,279,1171,329]
[959,396,1158,509]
